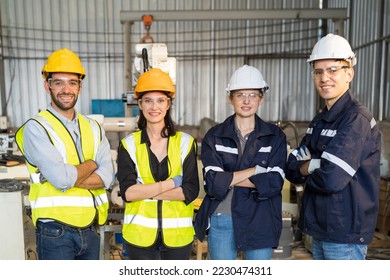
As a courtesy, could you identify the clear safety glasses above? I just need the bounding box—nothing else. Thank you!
[233,92,263,100]
[312,66,350,79]
[139,97,170,108]
[48,78,82,91]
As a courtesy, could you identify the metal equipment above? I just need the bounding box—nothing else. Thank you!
[0,178,36,260]
[139,15,154,44]
[122,42,177,111]
[0,116,17,154]
[121,16,176,111]
[0,133,14,153]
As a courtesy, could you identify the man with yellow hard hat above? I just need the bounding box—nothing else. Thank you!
[15,48,115,260]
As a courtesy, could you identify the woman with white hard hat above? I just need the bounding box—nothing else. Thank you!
[195,65,287,260]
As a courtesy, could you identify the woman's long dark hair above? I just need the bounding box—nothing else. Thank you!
[137,91,177,138]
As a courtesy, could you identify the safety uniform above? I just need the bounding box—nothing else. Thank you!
[120,130,196,247]
[194,114,287,250]
[286,91,381,244]
[15,110,109,228]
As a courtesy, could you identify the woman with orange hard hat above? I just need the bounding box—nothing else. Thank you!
[117,68,199,260]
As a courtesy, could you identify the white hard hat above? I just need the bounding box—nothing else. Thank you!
[307,34,356,66]
[226,65,269,93]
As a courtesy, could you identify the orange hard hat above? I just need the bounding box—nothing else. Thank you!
[134,68,175,99]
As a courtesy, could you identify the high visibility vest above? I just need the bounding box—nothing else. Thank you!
[121,130,195,247]
[15,110,109,227]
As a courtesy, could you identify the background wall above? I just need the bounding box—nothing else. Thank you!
[0,0,389,130]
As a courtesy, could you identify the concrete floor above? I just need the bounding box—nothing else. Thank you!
[107,227,390,260]
[191,239,313,260]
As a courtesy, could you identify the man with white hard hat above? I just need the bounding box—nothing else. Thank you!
[286,34,382,260]
[195,65,287,260]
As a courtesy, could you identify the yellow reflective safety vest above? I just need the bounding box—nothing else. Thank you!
[121,130,195,247]
[15,110,109,228]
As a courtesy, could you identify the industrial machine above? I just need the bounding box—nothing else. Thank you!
[121,14,176,112]
[0,177,35,259]
[121,43,176,111]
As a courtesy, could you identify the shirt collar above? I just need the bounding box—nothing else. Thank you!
[47,103,78,125]
[140,129,151,145]
[322,90,353,122]
[215,114,275,139]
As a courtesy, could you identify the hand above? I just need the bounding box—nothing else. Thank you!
[308,159,321,174]
[296,145,311,161]
[254,165,266,175]
[171,175,183,188]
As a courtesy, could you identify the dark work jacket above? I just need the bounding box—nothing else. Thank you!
[286,91,381,245]
[194,114,287,250]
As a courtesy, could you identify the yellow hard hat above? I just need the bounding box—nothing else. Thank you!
[134,68,175,99]
[41,48,86,79]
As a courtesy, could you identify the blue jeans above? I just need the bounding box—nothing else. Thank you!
[312,238,367,260]
[36,221,100,260]
[208,213,272,260]
[124,230,193,260]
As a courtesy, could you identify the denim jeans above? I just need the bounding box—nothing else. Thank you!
[208,213,272,260]
[124,230,193,260]
[312,238,367,260]
[36,221,100,260]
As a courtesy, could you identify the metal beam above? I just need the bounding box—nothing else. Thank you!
[120,9,348,23]
[0,9,7,117]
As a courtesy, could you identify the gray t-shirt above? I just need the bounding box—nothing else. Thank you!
[214,120,251,215]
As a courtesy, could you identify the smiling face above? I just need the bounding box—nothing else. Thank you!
[312,59,354,109]
[138,91,171,125]
[44,72,81,118]
[229,89,264,119]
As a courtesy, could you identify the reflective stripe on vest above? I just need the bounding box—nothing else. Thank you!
[121,131,195,247]
[15,110,108,227]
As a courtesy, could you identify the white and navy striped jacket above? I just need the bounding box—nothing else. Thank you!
[286,91,381,245]
[195,114,287,250]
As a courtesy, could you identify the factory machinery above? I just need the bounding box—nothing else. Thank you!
[0,116,36,260]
